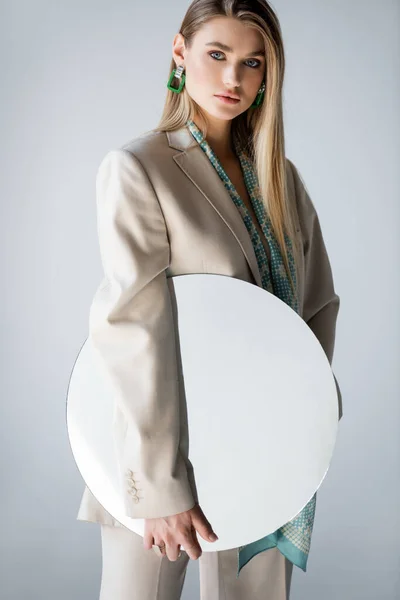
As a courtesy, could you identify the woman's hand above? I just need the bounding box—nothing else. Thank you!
[143,502,218,561]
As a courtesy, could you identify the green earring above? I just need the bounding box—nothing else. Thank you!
[167,65,186,93]
[251,81,265,107]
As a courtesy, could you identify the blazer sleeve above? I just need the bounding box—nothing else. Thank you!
[289,160,343,421]
[89,148,197,518]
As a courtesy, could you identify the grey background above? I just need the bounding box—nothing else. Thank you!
[1,1,399,599]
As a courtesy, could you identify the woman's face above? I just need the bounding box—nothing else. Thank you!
[173,16,266,121]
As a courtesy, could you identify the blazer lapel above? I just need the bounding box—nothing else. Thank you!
[167,126,263,288]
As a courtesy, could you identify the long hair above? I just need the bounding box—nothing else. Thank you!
[154,0,300,295]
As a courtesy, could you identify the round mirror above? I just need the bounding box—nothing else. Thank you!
[67,274,338,552]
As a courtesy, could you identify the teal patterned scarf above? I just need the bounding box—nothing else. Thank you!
[186,119,317,577]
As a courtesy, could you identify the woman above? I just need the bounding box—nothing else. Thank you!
[77,0,343,598]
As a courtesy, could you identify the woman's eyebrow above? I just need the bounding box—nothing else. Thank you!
[205,41,265,57]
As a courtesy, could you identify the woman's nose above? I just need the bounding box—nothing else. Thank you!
[223,65,241,88]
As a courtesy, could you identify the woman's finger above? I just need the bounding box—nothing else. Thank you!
[165,541,182,562]
[143,530,155,551]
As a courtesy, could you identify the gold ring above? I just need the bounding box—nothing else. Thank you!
[154,543,181,558]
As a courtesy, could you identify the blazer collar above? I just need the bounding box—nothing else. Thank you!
[166,126,262,287]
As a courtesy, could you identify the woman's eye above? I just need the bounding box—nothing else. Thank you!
[209,51,224,61]
[245,59,261,69]
[208,51,261,69]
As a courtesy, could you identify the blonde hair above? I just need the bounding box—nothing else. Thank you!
[154,0,300,295]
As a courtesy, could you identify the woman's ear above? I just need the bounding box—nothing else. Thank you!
[172,33,186,64]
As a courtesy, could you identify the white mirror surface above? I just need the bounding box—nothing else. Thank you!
[67,274,338,552]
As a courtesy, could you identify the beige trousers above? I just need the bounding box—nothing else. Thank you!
[99,524,294,600]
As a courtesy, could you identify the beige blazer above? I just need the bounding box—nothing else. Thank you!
[77,125,342,527]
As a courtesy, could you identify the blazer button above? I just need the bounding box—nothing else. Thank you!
[124,469,142,502]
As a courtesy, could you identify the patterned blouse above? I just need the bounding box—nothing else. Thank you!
[186,118,317,578]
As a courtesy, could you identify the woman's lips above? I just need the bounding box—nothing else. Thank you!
[214,95,240,104]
